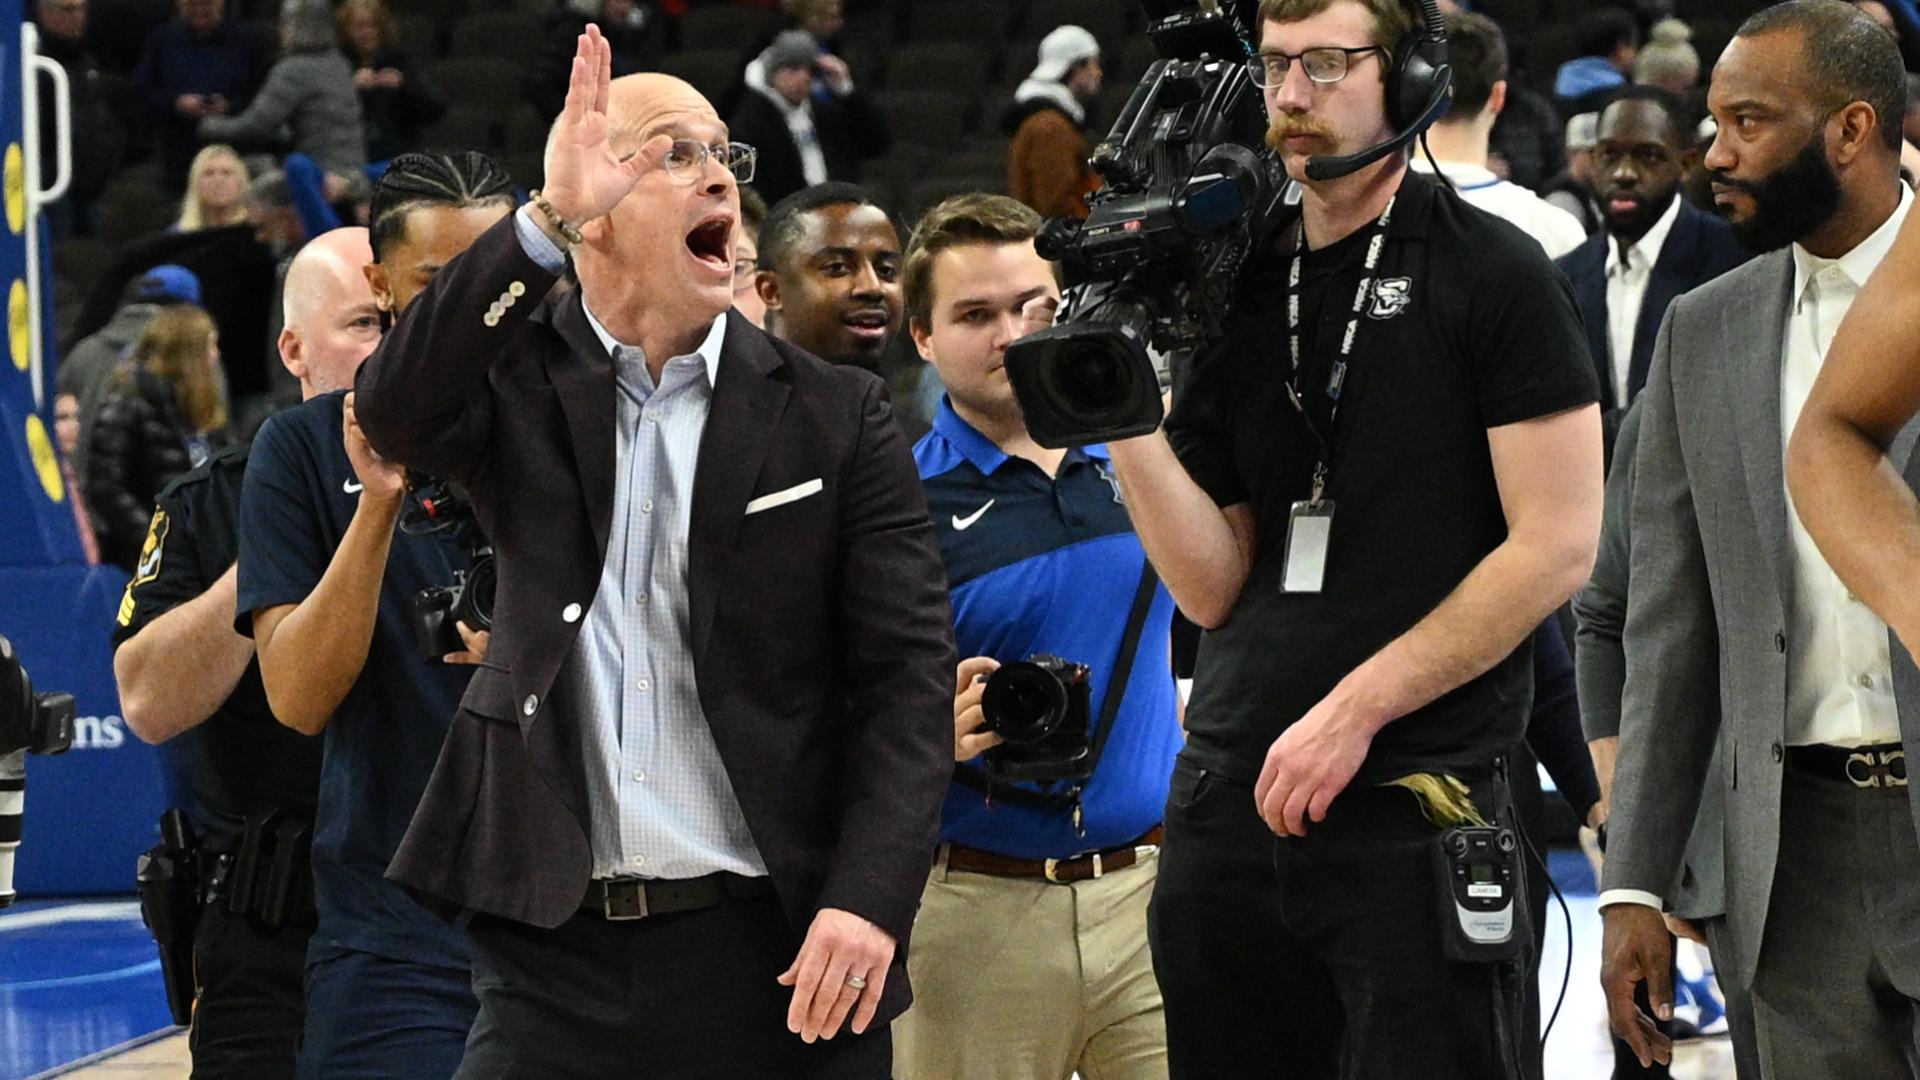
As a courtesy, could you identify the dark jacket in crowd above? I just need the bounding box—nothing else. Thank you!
[201,49,367,181]
[131,16,273,188]
[35,30,126,204]
[528,11,664,121]
[84,364,228,571]
[726,87,891,207]
[1488,85,1563,194]
[345,46,446,162]
[1555,198,1752,426]
[59,301,166,487]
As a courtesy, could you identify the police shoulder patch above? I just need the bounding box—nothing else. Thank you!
[116,509,170,627]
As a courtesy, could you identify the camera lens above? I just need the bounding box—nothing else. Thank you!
[1044,340,1128,417]
[980,662,1070,745]
[464,557,496,631]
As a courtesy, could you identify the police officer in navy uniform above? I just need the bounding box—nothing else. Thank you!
[111,228,375,1080]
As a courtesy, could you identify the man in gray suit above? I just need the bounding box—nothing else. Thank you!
[1599,3,1920,1075]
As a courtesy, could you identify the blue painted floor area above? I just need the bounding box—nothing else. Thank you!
[0,898,177,1080]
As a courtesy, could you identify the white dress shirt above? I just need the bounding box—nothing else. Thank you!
[1781,184,1913,749]
[514,207,768,881]
[1603,194,1681,410]
[1410,158,1588,260]
[1599,185,1914,915]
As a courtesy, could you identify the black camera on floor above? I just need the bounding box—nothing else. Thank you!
[402,474,495,660]
[978,655,1095,783]
[1006,0,1296,448]
[2,633,76,908]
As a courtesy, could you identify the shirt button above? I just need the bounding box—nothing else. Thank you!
[641,500,654,514]
[635,592,649,605]
[632,770,646,783]
[637,679,651,692]
[635,854,646,867]
[562,602,583,623]
[1859,673,1875,689]
[522,694,539,716]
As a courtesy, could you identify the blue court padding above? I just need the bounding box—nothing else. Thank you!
[0,901,177,1080]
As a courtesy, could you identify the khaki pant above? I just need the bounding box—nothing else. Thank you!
[893,846,1169,1080]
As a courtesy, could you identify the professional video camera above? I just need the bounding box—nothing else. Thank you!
[978,655,1095,783]
[1006,0,1297,448]
[1009,0,1453,448]
[1,633,76,908]
[403,474,495,660]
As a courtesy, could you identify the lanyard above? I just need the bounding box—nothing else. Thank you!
[1285,197,1396,507]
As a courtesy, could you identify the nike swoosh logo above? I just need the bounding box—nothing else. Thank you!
[951,499,995,531]
[343,478,364,494]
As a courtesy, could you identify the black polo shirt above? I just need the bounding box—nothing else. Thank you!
[1166,169,1598,786]
[111,447,323,851]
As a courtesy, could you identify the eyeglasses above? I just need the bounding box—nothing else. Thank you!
[732,255,757,291]
[663,140,758,184]
[1245,46,1387,88]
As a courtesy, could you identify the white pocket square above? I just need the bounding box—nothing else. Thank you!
[744,478,824,516]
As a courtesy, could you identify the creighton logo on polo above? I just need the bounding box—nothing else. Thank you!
[1368,277,1413,320]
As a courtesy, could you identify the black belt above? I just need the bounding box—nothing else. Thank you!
[579,871,773,921]
[1786,743,1907,789]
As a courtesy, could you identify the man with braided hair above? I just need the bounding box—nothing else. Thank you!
[233,153,513,1080]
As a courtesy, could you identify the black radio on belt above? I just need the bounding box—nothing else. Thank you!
[1435,825,1527,962]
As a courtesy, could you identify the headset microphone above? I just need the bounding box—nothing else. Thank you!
[1302,0,1454,182]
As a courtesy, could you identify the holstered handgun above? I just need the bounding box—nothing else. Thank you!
[135,809,200,1026]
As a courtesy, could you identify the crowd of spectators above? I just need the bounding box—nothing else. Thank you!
[30,0,1920,570]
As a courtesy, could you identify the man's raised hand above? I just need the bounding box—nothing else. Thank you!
[538,25,671,227]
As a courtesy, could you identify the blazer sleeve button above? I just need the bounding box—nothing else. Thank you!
[523,694,539,716]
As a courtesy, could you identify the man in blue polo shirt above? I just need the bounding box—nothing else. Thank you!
[893,192,1182,1080]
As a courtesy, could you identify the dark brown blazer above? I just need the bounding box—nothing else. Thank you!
[352,212,955,1021]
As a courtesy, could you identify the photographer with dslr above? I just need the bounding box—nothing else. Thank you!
[235,154,514,1080]
[894,192,1181,1080]
[1098,0,1602,1076]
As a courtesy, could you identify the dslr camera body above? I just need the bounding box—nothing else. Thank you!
[1006,0,1297,448]
[403,474,496,659]
[977,655,1095,783]
[2,633,77,908]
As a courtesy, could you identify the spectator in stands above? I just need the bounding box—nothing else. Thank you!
[1487,81,1564,194]
[1554,87,1749,455]
[735,185,770,328]
[730,0,850,115]
[200,0,366,200]
[1003,26,1103,221]
[1544,112,1605,234]
[173,144,250,232]
[1554,7,1641,120]
[51,390,100,564]
[1634,17,1701,97]
[85,304,231,571]
[727,30,890,206]
[131,0,273,190]
[529,0,665,121]
[58,263,203,485]
[32,0,125,237]
[1417,13,1586,258]
[338,0,446,164]
[754,182,926,439]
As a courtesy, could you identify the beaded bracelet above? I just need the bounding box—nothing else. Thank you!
[528,190,585,247]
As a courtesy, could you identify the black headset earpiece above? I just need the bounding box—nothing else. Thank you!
[1388,0,1453,131]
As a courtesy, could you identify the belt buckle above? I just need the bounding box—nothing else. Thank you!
[601,880,650,921]
[1844,750,1908,789]
[1042,852,1102,884]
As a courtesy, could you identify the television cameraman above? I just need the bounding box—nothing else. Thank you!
[1100,0,1603,1076]
[109,226,372,1080]
[891,193,1181,1080]
[235,154,515,1080]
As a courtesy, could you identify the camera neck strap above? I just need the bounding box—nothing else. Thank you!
[952,560,1161,822]
[1285,196,1396,507]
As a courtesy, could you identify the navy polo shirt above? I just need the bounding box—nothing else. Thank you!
[235,392,472,971]
[915,398,1182,860]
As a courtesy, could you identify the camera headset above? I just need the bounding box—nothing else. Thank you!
[1301,0,1454,182]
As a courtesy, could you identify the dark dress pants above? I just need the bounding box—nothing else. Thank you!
[189,904,311,1080]
[455,890,892,1080]
[1148,752,1525,1080]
